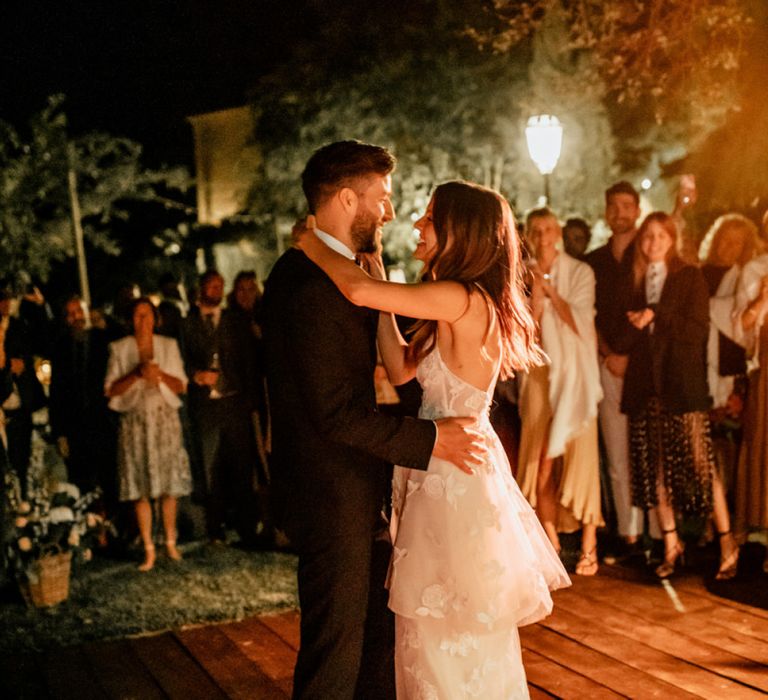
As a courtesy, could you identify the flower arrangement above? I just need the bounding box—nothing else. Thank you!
[2,469,105,582]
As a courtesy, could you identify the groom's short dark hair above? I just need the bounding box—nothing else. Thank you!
[302,140,396,213]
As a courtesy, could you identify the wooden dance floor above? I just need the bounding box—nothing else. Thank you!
[4,565,768,699]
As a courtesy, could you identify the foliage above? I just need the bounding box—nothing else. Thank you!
[472,0,751,126]
[0,95,191,284]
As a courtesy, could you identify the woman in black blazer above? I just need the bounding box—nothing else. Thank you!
[615,212,738,579]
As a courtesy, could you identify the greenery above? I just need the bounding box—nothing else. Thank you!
[0,95,191,284]
[0,544,298,653]
[244,0,756,268]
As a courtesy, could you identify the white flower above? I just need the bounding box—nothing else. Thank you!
[422,474,445,500]
[55,482,81,500]
[401,626,421,649]
[444,474,467,508]
[416,583,449,618]
[14,516,28,528]
[18,537,32,552]
[476,604,499,630]
[439,631,479,657]
[482,559,505,580]
[18,501,31,514]
[477,504,501,531]
[48,506,75,523]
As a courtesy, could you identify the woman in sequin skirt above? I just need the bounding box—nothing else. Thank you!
[615,212,739,579]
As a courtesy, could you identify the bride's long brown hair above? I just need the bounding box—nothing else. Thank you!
[407,181,544,378]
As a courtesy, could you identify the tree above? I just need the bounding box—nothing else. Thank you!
[0,95,190,284]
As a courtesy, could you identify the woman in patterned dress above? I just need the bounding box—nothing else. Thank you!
[105,297,191,571]
[615,213,738,579]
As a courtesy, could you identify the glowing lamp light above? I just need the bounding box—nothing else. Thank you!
[525,115,563,176]
[641,178,652,190]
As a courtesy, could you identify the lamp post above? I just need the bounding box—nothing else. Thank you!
[525,115,563,205]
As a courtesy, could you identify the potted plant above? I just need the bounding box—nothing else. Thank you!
[2,470,106,607]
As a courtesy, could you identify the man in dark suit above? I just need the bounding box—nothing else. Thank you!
[49,296,115,500]
[263,141,482,700]
[182,270,261,545]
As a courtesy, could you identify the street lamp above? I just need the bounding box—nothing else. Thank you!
[525,114,563,205]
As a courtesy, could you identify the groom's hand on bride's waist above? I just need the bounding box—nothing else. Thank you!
[432,417,487,475]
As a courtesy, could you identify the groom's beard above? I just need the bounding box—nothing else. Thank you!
[351,208,380,254]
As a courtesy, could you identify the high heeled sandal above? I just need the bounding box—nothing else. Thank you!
[165,539,183,562]
[138,543,156,572]
[575,548,599,576]
[715,530,739,581]
[655,528,685,579]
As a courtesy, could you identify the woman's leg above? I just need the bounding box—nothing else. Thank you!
[711,471,739,578]
[134,498,156,571]
[576,524,599,575]
[654,484,684,577]
[536,455,560,553]
[161,495,182,560]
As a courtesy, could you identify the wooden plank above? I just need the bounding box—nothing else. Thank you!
[521,648,622,699]
[42,646,107,699]
[257,610,301,650]
[129,633,228,700]
[220,617,296,683]
[574,574,768,666]
[539,607,764,699]
[176,625,287,699]
[0,652,49,699]
[596,575,768,639]
[673,578,768,621]
[555,587,768,693]
[520,624,699,699]
[84,639,165,699]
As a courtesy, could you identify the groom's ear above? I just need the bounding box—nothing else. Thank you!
[338,187,358,214]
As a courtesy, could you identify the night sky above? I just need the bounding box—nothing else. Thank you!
[2,0,316,167]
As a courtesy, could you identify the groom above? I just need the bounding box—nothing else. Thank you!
[262,140,482,699]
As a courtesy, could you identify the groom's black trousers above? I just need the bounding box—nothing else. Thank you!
[292,516,395,700]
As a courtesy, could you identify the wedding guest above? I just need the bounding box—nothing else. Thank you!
[105,297,191,571]
[0,286,46,496]
[517,208,604,575]
[562,217,592,259]
[698,215,758,499]
[182,270,260,546]
[50,296,115,500]
[615,212,738,579]
[732,248,768,573]
[585,182,649,555]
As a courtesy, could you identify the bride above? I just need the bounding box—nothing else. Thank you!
[298,180,570,699]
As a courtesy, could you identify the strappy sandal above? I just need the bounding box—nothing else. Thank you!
[655,528,685,579]
[715,530,739,581]
[575,548,598,576]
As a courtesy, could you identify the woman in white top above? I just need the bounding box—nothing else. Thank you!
[517,208,604,576]
[105,297,191,571]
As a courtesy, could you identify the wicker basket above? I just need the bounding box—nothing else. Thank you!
[19,550,72,608]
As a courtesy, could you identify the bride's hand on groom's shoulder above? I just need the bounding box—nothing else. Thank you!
[291,215,317,248]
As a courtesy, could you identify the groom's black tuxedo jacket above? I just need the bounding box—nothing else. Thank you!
[263,248,435,539]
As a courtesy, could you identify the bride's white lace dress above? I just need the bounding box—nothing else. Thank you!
[388,345,571,699]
